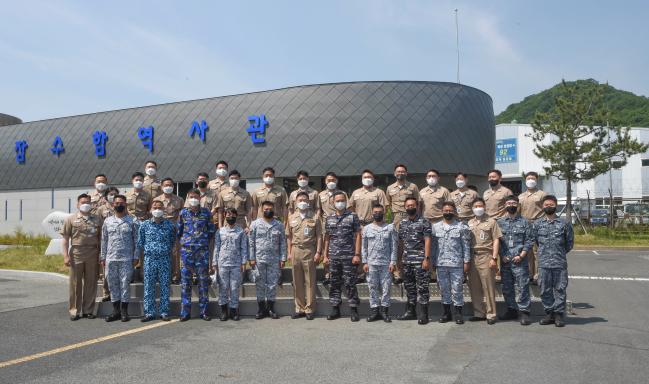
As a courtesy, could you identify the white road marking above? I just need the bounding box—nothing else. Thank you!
[0,269,67,280]
[592,250,600,255]
[569,275,649,282]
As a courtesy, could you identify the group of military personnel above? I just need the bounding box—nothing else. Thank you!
[61,161,573,326]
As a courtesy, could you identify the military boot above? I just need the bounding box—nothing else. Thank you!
[498,308,519,321]
[366,307,381,322]
[267,301,279,319]
[539,311,555,325]
[417,303,429,325]
[520,311,531,326]
[255,300,267,319]
[120,302,130,322]
[398,303,417,321]
[105,301,121,322]
[380,306,391,323]
[554,312,565,327]
[230,307,240,321]
[454,306,464,324]
[327,305,341,320]
[350,307,360,322]
[219,304,229,321]
[438,304,452,323]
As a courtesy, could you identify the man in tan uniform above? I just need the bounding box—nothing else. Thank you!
[288,170,320,216]
[185,172,217,219]
[350,169,387,226]
[153,177,184,283]
[386,164,419,283]
[61,194,101,321]
[208,160,229,196]
[251,167,288,222]
[286,191,322,320]
[143,160,162,199]
[484,169,513,219]
[467,197,502,324]
[419,169,450,282]
[89,174,108,216]
[318,172,347,286]
[518,171,547,282]
[450,172,479,223]
[216,170,252,229]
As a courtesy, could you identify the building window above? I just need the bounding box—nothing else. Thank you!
[642,159,649,167]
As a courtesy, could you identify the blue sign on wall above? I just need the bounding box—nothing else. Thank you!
[138,126,154,152]
[93,130,108,157]
[188,120,208,142]
[50,136,64,156]
[496,138,517,163]
[15,140,28,164]
[247,115,268,144]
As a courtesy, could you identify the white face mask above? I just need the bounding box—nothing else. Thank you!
[297,201,309,210]
[472,207,485,217]
[95,183,107,192]
[107,195,115,203]
[151,209,164,218]
[362,177,374,187]
[229,178,240,188]
[334,201,346,211]
[79,203,92,213]
[263,176,274,185]
[298,179,309,188]
[145,168,156,176]
[526,179,537,189]
[133,181,143,189]
[326,182,337,190]
[427,177,438,187]
[162,186,174,194]
[455,179,466,189]
[188,198,200,207]
[216,168,228,177]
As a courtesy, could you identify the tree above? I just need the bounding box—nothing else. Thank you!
[528,80,648,225]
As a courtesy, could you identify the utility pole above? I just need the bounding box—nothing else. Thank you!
[454,8,460,84]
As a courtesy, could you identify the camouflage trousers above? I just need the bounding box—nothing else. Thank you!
[106,260,133,303]
[501,258,531,312]
[367,264,391,308]
[403,263,430,305]
[256,262,281,301]
[329,258,359,307]
[218,265,242,308]
[143,254,170,317]
[437,266,464,306]
[180,247,210,318]
[539,267,568,314]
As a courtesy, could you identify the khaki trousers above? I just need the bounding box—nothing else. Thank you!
[171,241,180,281]
[528,246,539,280]
[69,252,99,316]
[468,252,497,319]
[292,246,317,314]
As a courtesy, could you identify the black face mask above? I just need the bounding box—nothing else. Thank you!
[115,205,126,213]
[225,216,237,225]
[197,180,208,188]
[372,213,384,222]
[488,180,499,187]
[443,212,455,220]
[263,210,274,219]
[406,208,417,216]
[543,206,556,215]
[395,174,406,181]
[505,206,518,214]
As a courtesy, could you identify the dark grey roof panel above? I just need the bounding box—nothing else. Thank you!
[0,81,494,190]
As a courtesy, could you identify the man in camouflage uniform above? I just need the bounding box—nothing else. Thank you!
[431,201,472,324]
[153,178,184,284]
[317,172,347,287]
[177,189,215,321]
[249,200,287,320]
[397,197,432,325]
[126,172,152,283]
[324,191,362,322]
[497,195,534,325]
[362,203,397,323]
[534,194,574,327]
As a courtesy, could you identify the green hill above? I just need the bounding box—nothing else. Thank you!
[496,79,649,126]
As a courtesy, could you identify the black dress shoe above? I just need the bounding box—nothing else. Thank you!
[141,315,156,322]
[200,314,211,321]
[291,312,306,319]
[70,315,80,321]
[487,318,496,325]
[160,315,171,321]
[306,313,315,320]
[101,296,111,302]
[179,315,190,322]
[468,316,486,322]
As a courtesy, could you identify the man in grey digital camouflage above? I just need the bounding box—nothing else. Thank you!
[497,195,533,325]
[362,203,397,323]
[397,197,432,325]
[324,191,362,322]
[534,194,574,327]
[431,201,472,324]
[249,200,287,320]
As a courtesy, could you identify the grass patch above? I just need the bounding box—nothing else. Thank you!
[0,229,51,247]
[575,226,649,247]
[0,245,68,274]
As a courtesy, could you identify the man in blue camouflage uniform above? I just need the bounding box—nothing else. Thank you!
[362,203,397,323]
[497,195,533,325]
[212,208,248,321]
[324,191,362,322]
[138,200,176,322]
[249,200,287,320]
[431,201,472,324]
[397,197,432,325]
[534,194,574,327]
[178,189,216,321]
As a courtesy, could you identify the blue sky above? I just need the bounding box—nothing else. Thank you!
[2,0,648,122]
